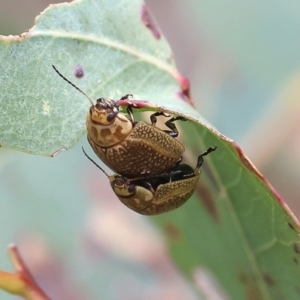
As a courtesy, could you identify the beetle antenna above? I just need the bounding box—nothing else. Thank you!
[196,146,217,170]
[52,65,94,106]
[82,146,110,177]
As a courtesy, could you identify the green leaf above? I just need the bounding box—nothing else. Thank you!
[153,127,300,299]
[0,0,182,156]
[1,1,300,300]
[138,94,300,298]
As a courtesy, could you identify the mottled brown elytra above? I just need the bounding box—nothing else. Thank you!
[52,65,186,178]
[83,146,217,215]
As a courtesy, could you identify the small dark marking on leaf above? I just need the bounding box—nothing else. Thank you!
[238,272,264,300]
[200,160,221,194]
[51,148,67,157]
[263,273,275,286]
[294,243,300,254]
[74,65,84,78]
[293,257,299,265]
[288,222,295,230]
[238,272,248,283]
[164,223,181,241]
[140,4,161,40]
[175,74,194,107]
[0,33,27,41]
[195,181,219,222]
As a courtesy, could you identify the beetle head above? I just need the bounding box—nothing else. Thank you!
[87,97,119,125]
[110,175,154,212]
[86,97,133,147]
[109,175,135,197]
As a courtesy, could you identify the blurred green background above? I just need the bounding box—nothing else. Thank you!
[1,0,300,299]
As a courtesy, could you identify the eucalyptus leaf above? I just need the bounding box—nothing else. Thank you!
[0,1,299,300]
[0,0,180,156]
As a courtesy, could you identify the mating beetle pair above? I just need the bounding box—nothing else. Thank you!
[52,65,216,215]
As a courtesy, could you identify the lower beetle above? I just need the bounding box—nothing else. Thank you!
[83,146,216,215]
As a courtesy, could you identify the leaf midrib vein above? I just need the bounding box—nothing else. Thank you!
[31,30,176,77]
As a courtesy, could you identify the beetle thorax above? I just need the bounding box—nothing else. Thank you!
[86,108,133,147]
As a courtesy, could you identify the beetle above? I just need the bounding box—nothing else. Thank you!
[52,65,186,178]
[83,146,216,215]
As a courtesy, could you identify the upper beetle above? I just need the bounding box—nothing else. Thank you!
[52,66,186,178]
[86,95,187,178]
[83,146,217,215]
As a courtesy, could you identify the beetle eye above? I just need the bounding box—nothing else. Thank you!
[128,184,136,193]
[107,112,116,122]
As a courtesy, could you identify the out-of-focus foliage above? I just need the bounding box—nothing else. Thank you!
[1,0,300,299]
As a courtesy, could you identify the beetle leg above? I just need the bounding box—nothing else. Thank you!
[119,94,136,122]
[175,156,183,166]
[119,94,133,100]
[150,112,187,137]
[126,105,135,123]
[144,181,155,193]
[164,116,188,137]
[150,111,170,126]
[110,99,119,110]
[196,147,217,170]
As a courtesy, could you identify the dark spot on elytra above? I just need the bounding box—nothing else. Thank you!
[195,181,219,222]
[164,223,181,241]
[263,273,275,286]
[293,257,299,265]
[294,243,300,254]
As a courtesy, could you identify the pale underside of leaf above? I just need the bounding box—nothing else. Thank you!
[0,1,300,300]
